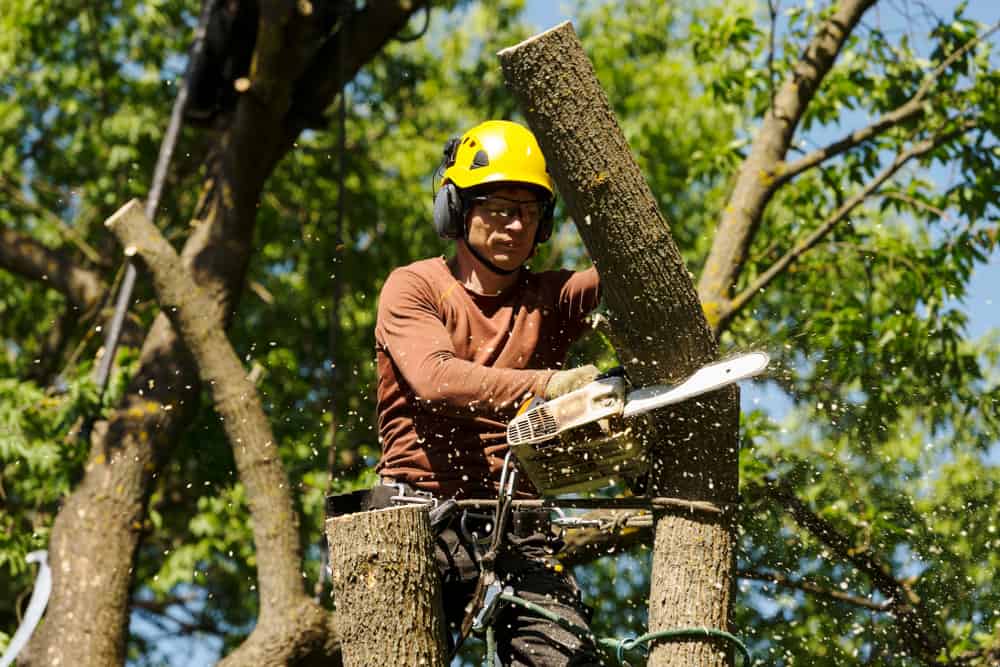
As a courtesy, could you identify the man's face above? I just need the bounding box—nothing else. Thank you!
[465,186,546,272]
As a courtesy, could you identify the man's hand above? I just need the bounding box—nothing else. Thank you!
[544,364,600,399]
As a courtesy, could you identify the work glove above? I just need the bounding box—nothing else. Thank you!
[544,364,600,399]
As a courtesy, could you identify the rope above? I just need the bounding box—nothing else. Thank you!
[0,552,51,667]
[484,624,497,666]
[453,452,519,660]
[603,627,752,666]
[485,592,753,667]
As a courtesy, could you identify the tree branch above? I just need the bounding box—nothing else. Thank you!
[0,176,105,266]
[722,120,977,326]
[131,599,223,638]
[104,200,340,665]
[738,568,891,612]
[697,0,878,332]
[762,478,948,664]
[774,22,998,187]
[0,225,104,310]
[881,191,950,221]
[286,0,429,140]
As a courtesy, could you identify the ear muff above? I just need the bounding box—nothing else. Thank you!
[433,182,464,240]
[536,197,556,243]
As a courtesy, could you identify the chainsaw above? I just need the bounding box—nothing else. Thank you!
[506,351,770,496]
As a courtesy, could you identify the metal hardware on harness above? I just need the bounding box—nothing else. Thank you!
[550,507,605,530]
[388,483,438,508]
[453,450,520,658]
[472,581,512,634]
[497,449,518,502]
[460,511,495,546]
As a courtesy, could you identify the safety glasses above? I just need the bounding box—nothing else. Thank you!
[469,196,547,223]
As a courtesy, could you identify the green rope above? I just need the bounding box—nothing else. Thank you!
[498,592,597,642]
[484,624,497,666]
[602,627,752,666]
[493,592,753,666]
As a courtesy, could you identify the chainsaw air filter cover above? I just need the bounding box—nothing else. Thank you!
[513,418,649,496]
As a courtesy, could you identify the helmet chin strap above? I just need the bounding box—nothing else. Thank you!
[464,239,521,276]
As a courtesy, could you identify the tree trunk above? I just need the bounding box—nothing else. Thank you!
[499,23,740,666]
[23,4,428,664]
[326,505,447,667]
[22,147,262,667]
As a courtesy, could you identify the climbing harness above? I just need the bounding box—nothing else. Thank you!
[450,454,751,666]
[324,461,752,666]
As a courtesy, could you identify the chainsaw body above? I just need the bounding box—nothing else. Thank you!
[507,376,648,495]
[506,351,770,496]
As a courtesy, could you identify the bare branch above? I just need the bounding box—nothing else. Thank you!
[776,22,999,186]
[286,0,429,139]
[739,569,891,612]
[131,597,223,638]
[722,120,976,326]
[104,200,340,665]
[0,225,104,310]
[0,176,105,266]
[698,0,878,332]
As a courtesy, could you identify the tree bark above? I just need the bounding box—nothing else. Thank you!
[326,505,447,667]
[104,200,342,665]
[500,22,740,667]
[24,3,427,664]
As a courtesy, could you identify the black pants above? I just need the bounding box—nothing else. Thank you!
[435,518,602,667]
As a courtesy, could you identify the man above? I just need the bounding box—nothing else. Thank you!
[374,120,602,665]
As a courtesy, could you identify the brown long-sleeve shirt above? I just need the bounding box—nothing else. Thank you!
[375,257,600,498]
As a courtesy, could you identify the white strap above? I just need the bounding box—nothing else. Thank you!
[1,550,51,667]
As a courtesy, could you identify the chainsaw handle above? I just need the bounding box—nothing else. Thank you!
[596,366,626,381]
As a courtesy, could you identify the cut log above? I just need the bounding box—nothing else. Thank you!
[500,22,740,667]
[326,505,447,667]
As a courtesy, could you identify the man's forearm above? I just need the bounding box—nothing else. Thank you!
[407,354,553,419]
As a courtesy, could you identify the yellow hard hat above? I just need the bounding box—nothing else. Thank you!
[441,120,554,195]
